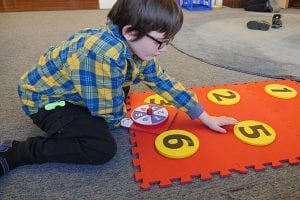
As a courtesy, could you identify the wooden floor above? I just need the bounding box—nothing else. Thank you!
[0,0,99,12]
[289,0,300,7]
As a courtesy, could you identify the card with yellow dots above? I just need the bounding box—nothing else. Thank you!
[126,79,300,190]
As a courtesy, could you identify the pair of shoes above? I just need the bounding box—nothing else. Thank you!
[272,14,282,28]
[247,20,270,31]
[0,141,19,176]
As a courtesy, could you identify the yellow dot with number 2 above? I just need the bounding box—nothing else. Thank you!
[264,84,297,99]
[207,88,240,105]
[155,130,199,159]
[234,120,276,146]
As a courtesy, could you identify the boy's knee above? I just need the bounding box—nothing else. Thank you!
[96,139,117,164]
[84,139,117,165]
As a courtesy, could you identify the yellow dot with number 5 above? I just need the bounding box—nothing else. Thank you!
[234,120,276,146]
[264,84,297,99]
[155,130,199,159]
[207,89,240,105]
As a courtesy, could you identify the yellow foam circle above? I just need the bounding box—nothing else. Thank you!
[207,88,240,105]
[144,94,173,107]
[155,130,199,159]
[234,120,276,146]
[264,84,297,99]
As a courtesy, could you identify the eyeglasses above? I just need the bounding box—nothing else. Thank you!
[145,34,172,50]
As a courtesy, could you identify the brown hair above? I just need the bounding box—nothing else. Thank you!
[108,0,183,40]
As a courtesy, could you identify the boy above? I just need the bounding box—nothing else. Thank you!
[0,0,237,176]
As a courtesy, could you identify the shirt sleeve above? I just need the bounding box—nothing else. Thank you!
[139,58,204,119]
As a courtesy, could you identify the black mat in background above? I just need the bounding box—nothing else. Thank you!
[172,8,300,81]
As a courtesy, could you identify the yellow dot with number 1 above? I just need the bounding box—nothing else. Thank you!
[234,120,276,146]
[207,88,240,105]
[155,130,199,159]
[264,84,297,99]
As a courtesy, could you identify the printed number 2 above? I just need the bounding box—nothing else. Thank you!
[212,91,236,101]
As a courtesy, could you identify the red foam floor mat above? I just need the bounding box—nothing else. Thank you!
[126,80,300,189]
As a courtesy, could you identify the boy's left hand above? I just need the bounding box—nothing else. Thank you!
[198,111,238,134]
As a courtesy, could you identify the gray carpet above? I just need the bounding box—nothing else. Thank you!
[0,9,299,200]
[172,8,300,81]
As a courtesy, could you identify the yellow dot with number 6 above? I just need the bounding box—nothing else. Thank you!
[234,120,276,146]
[155,130,199,159]
[264,84,297,99]
[207,89,240,105]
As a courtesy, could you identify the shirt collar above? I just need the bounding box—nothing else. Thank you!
[106,22,132,60]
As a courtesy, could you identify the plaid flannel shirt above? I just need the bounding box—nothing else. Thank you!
[18,22,203,128]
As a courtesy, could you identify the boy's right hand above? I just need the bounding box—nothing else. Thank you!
[198,111,238,134]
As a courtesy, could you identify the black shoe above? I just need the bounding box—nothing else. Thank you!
[247,20,270,31]
[272,14,282,28]
[0,141,19,176]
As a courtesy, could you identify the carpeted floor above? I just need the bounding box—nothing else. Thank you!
[172,8,300,81]
[0,9,299,200]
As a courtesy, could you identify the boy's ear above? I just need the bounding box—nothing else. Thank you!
[122,25,136,41]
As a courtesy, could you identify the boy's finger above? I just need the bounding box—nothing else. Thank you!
[214,126,226,134]
[223,117,238,125]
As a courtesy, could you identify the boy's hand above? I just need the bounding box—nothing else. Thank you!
[198,111,238,134]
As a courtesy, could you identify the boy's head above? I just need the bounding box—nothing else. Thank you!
[108,0,183,41]
[108,0,183,60]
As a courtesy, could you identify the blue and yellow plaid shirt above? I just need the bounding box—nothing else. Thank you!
[18,22,203,128]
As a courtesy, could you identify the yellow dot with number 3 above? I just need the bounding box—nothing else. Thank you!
[207,88,240,105]
[155,130,199,159]
[264,84,297,99]
[144,94,173,107]
[234,120,276,146]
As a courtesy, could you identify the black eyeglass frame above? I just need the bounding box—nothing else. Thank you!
[145,33,172,50]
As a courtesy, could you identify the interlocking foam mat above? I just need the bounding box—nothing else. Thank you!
[126,80,300,190]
